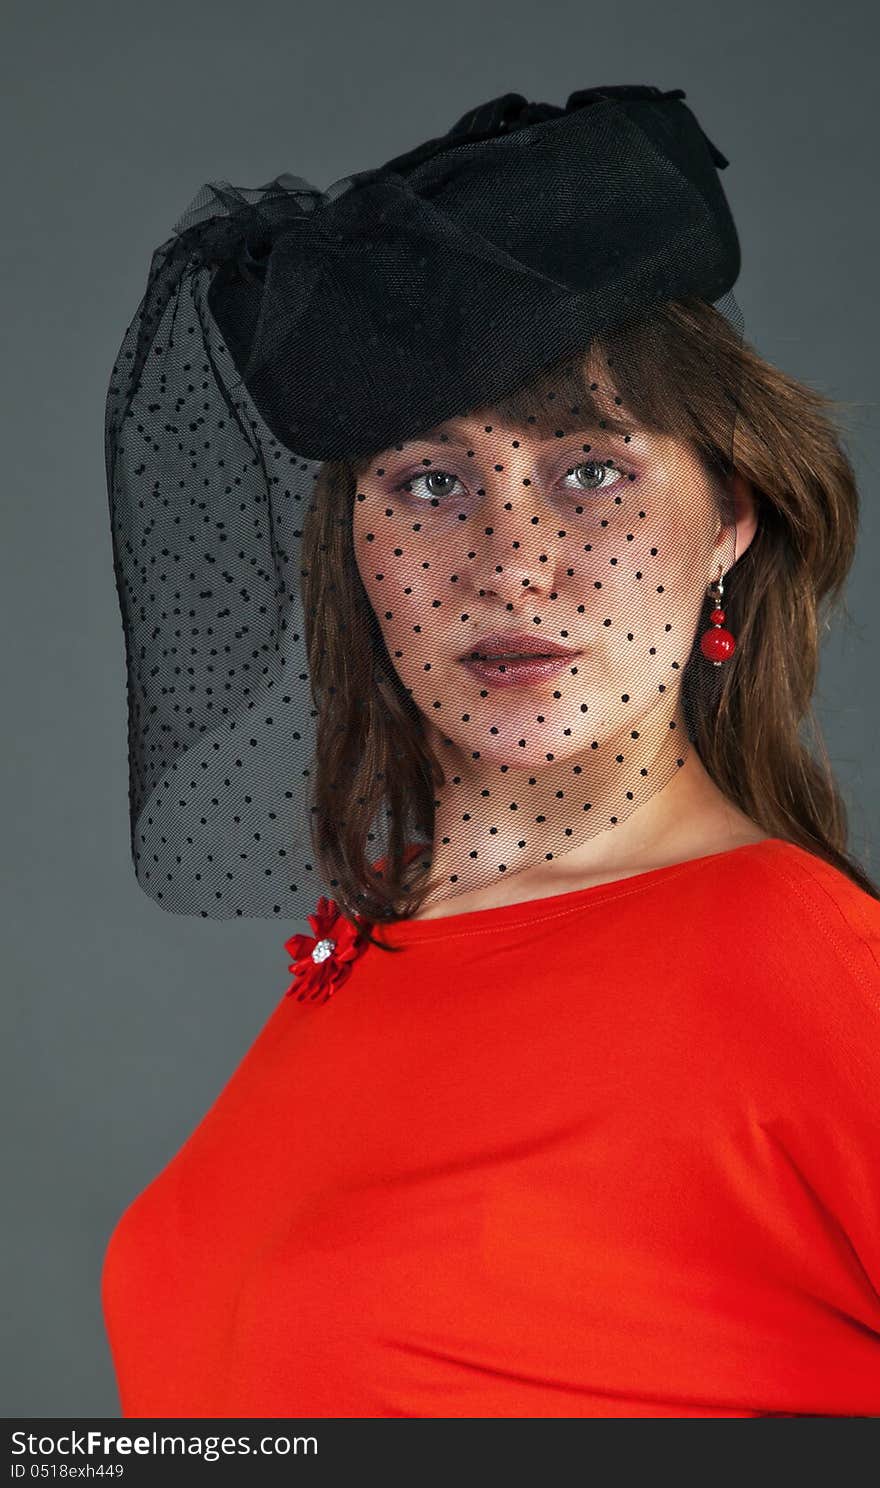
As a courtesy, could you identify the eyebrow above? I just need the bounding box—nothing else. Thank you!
[414,415,640,447]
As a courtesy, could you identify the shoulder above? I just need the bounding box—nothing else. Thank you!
[721,837,880,1017]
[717,843,880,1292]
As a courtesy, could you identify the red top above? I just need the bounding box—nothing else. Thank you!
[101,838,880,1418]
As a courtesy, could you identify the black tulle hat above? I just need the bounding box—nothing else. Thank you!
[105,84,746,924]
[205,85,739,460]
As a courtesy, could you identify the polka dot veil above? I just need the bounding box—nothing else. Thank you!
[104,85,747,925]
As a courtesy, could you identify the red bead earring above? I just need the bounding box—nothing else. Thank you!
[699,565,736,666]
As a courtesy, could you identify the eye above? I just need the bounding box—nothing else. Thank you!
[396,469,465,502]
[560,459,624,493]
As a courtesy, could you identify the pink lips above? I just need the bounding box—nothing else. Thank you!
[460,654,581,688]
[458,633,582,689]
[458,631,579,661]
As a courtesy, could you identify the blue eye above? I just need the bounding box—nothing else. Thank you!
[396,470,464,501]
[394,457,629,505]
[561,460,624,493]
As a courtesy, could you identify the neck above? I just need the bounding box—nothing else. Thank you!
[415,696,695,910]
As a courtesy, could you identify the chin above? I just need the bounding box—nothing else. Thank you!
[430,723,605,775]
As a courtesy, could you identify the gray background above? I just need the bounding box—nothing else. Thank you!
[2,0,877,1418]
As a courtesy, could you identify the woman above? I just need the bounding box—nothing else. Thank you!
[101,85,880,1417]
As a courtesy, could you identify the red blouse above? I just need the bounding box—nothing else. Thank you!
[101,838,880,1417]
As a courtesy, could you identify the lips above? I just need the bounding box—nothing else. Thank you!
[458,631,580,661]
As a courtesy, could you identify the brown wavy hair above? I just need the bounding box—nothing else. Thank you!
[298,296,878,944]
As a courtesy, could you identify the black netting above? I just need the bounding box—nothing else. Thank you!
[105,84,746,923]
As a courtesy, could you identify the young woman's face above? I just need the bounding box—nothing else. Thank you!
[351,409,729,771]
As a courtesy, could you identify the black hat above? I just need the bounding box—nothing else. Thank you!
[202,84,739,460]
[105,84,745,930]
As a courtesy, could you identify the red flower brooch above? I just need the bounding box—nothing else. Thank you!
[283,896,368,1004]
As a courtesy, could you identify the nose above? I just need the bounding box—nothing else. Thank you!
[467,473,565,605]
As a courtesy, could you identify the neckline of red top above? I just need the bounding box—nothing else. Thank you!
[372,836,790,945]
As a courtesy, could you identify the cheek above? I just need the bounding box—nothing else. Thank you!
[583,563,709,694]
[352,519,431,656]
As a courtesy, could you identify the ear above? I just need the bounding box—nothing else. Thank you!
[719,470,759,566]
